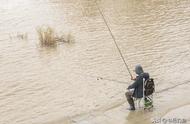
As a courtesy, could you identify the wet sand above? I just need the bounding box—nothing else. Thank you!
[0,0,190,124]
[70,83,190,124]
[163,105,190,123]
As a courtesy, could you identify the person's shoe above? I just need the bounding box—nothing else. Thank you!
[127,106,135,111]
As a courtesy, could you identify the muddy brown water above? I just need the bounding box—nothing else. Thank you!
[0,0,190,124]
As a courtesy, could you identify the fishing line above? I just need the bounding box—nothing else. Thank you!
[95,1,133,79]
[74,72,128,84]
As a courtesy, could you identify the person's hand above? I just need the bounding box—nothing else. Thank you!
[131,77,136,80]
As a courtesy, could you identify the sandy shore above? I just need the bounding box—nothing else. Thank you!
[162,105,190,124]
[69,83,190,124]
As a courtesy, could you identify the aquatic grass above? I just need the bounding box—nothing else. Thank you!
[9,32,28,40]
[37,26,57,47]
[17,33,28,40]
[57,33,74,44]
[37,26,74,47]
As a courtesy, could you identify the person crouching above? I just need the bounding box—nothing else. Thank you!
[125,65,149,110]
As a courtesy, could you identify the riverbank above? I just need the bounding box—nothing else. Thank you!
[70,82,190,124]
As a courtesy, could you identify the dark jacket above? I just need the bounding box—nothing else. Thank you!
[128,65,149,98]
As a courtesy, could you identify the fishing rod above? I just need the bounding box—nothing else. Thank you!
[95,1,133,79]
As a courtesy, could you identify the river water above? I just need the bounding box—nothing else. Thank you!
[0,0,190,124]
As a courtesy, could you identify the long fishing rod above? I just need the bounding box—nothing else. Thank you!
[95,1,133,79]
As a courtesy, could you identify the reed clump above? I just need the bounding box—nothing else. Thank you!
[9,33,28,40]
[37,26,57,47]
[57,33,74,44]
[37,26,74,47]
[17,33,28,40]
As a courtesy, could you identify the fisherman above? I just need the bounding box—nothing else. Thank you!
[125,65,149,110]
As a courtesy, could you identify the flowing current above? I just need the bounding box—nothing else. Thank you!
[0,0,190,124]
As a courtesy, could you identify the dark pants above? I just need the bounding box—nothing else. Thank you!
[125,90,135,109]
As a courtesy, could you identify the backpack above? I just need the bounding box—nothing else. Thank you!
[144,78,155,96]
